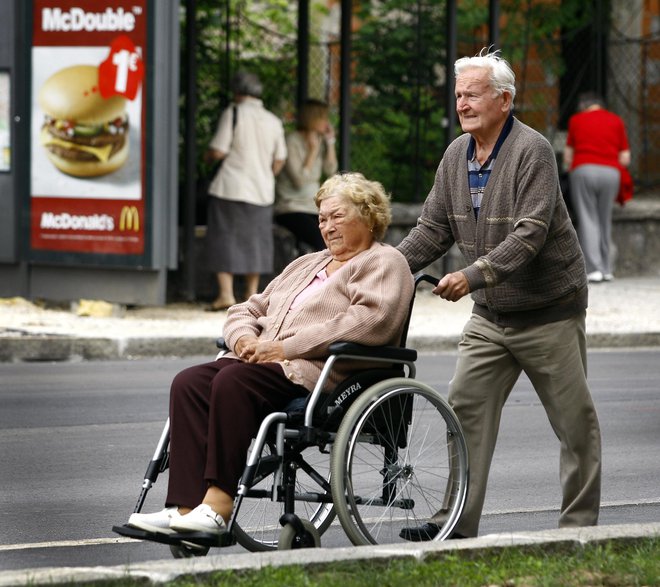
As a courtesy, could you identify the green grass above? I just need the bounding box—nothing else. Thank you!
[58,537,660,587]
[167,538,660,587]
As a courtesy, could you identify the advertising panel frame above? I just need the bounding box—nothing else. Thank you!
[0,68,11,173]
[25,0,154,269]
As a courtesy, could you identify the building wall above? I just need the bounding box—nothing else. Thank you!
[0,0,17,265]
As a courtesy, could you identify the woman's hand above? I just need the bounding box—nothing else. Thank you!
[302,132,322,172]
[305,131,321,153]
[323,123,336,145]
[235,335,258,361]
[246,341,286,364]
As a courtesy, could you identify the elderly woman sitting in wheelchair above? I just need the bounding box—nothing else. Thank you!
[127,172,414,538]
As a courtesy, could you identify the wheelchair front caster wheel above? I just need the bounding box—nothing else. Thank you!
[169,542,210,558]
[278,518,321,550]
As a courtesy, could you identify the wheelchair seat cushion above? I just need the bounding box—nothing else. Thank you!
[284,368,404,429]
[284,396,308,418]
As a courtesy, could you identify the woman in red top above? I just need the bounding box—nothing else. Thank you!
[564,92,631,282]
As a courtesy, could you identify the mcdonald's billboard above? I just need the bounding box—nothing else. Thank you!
[28,0,148,262]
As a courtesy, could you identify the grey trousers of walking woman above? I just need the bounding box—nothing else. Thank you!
[569,164,620,276]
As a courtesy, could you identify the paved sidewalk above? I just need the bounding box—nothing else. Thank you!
[1,276,660,362]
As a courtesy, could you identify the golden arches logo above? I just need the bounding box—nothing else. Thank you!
[119,206,140,231]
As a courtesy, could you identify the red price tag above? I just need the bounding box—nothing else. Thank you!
[98,35,144,101]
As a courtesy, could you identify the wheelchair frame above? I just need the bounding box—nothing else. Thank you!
[113,274,469,556]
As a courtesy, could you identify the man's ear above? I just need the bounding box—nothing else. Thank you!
[501,90,513,112]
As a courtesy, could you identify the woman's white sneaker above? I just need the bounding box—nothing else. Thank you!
[170,504,226,535]
[127,506,182,535]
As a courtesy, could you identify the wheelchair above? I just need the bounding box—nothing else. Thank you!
[113,274,469,557]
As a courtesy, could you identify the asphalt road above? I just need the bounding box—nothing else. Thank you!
[1,350,659,571]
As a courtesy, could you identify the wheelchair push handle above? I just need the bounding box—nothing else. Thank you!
[414,273,440,289]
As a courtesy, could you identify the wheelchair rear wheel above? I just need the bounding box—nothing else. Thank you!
[330,378,468,545]
[233,440,335,551]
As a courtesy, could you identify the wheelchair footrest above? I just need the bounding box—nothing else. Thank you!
[112,524,176,545]
[170,530,235,547]
[112,524,235,548]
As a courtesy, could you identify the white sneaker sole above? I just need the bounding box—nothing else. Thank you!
[127,518,176,535]
[170,522,225,535]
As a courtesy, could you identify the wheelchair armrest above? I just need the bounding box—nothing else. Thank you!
[328,341,417,363]
[216,337,415,362]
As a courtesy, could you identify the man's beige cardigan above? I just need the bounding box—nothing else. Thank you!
[398,118,588,328]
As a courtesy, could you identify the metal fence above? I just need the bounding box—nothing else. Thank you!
[498,5,660,193]
[192,1,660,207]
[324,5,659,199]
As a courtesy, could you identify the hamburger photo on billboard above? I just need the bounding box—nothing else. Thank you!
[38,64,129,178]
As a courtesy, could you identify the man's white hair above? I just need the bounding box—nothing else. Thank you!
[455,48,516,108]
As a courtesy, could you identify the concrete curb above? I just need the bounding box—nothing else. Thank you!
[0,335,216,362]
[1,331,659,362]
[1,524,658,586]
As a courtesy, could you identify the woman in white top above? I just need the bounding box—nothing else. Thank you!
[205,71,287,311]
[275,99,338,252]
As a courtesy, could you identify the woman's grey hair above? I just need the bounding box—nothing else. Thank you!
[455,48,516,108]
[577,91,605,112]
[314,172,392,241]
[231,70,263,98]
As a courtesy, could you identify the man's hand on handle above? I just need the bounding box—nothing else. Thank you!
[434,271,470,302]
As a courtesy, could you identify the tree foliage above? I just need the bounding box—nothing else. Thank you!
[180,0,299,199]
[181,0,597,207]
[351,0,447,202]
